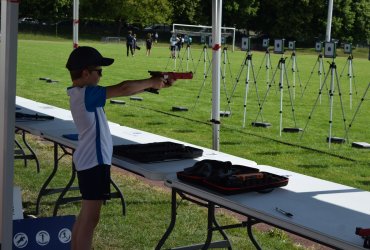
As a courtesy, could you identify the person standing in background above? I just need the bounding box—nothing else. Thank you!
[126,31,134,57]
[154,32,159,43]
[146,33,153,56]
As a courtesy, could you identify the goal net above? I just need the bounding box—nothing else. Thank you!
[172,23,236,51]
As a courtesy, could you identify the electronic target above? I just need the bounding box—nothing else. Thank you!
[324,42,336,58]
[274,39,285,54]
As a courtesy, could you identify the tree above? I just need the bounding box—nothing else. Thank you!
[169,0,201,24]
[351,0,370,44]
[19,0,72,20]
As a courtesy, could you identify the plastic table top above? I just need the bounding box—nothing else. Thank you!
[164,164,370,250]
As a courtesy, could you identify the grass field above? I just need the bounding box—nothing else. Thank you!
[14,37,370,249]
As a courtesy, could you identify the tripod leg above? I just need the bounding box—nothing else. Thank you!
[243,59,251,128]
[193,62,212,110]
[229,53,248,104]
[194,48,204,75]
[279,59,285,136]
[250,57,263,120]
[344,83,369,140]
[300,64,332,140]
[334,66,348,139]
[301,57,319,98]
[254,61,280,123]
[284,62,298,128]
[328,63,336,148]
[294,56,304,97]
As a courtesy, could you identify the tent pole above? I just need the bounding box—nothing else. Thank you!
[326,0,334,42]
[0,0,19,248]
[73,0,79,48]
[211,0,222,151]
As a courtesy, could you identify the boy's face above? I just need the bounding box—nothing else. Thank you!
[82,67,102,86]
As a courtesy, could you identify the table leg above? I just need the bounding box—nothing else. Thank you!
[212,212,232,250]
[202,203,215,249]
[21,130,40,173]
[246,218,262,250]
[35,142,59,215]
[14,139,27,167]
[156,189,177,250]
[110,178,126,216]
[53,161,78,216]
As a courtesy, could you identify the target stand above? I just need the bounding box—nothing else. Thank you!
[251,122,271,128]
[172,106,188,112]
[300,57,348,148]
[254,55,302,135]
[110,100,126,105]
[352,142,370,149]
[228,46,262,128]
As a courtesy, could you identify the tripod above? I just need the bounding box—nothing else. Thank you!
[254,56,299,136]
[300,60,347,148]
[192,47,231,112]
[343,82,369,140]
[165,46,181,71]
[228,50,262,128]
[301,53,327,103]
[178,44,196,72]
[220,47,233,113]
[286,50,303,99]
[339,54,358,110]
[255,48,274,90]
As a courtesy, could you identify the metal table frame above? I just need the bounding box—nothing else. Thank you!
[14,129,40,173]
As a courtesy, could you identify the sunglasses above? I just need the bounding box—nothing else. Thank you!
[88,68,103,77]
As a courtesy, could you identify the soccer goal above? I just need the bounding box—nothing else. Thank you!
[172,23,236,51]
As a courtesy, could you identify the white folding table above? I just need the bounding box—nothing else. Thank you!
[157,165,370,250]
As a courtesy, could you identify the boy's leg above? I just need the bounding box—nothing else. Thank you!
[72,200,103,250]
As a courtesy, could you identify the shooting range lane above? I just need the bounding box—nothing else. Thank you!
[164,165,370,250]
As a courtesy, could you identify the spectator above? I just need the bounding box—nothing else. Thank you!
[126,31,134,57]
[154,32,159,44]
[146,33,153,56]
[170,34,178,58]
[176,34,182,53]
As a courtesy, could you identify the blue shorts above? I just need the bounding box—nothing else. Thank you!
[77,164,111,200]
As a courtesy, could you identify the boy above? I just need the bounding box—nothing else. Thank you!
[66,46,174,250]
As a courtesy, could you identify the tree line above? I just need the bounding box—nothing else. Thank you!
[18,0,369,45]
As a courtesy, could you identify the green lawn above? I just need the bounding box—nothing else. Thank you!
[14,37,370,249]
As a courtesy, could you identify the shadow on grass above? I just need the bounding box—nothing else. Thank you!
[298,164,329,169]
[147,121,166,126]
[221,141,243,145]
[359,180,370,186]
[126,200,171,205]
[255,151,282,155]
[173,129,195,133]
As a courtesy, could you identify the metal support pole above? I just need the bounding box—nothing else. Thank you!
[73,0,79,48]
[211,0,222,151]
[349,57,353,109]
[326,0,334,42]
[0,1,19,248]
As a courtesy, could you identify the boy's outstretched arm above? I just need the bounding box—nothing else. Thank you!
[106,76,174,99]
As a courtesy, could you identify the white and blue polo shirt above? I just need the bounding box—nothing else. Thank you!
[67,85,112,171]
